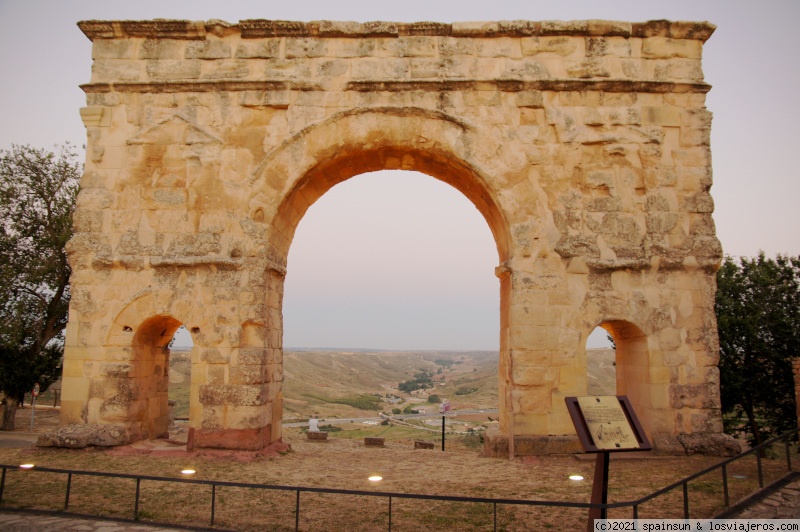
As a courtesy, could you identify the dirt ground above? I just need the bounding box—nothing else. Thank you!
[0,406,793,530]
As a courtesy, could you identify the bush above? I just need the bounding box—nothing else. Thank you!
[427,395,442,403]
[392,408,401,415]
[459,432,483,451]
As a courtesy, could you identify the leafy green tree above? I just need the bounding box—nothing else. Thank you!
[398,370,433,393]
[0,144,81,430]
[716,253,800,447]
[402,404,418,414]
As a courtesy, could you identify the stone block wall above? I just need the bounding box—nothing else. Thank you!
[61,18,725,454]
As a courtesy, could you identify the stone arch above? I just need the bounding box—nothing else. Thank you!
[86,292,203,442]
[60,17,729,455]
[249,107,514,439]
[127,315,183,439]
[251,107,513,266]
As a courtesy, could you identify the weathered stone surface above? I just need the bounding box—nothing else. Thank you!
[483,429,583,457]
[59,17,724,456]
[677,433,742,456]
[36,424,132,448]
[650,432,687,455]
[193,425,270,451]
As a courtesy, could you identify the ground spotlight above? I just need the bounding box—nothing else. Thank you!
[368,475,383,482]
[19,463,35,469]
[568,474,584,481]
[181,469,196,475]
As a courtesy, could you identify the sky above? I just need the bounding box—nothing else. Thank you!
[1,0,798,350]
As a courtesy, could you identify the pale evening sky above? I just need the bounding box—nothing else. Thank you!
[1,1,797,350]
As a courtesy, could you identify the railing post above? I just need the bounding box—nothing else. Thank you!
[0,466,6,503]
[632,504,638,519]
[786,439,792,472]
[134,478,141,520]
[757,452,764,488]
[64,473,72,510]
[722,464,729,508]
[295,489,300,532]
[682,482,689,519]
[494,502,497,531]
[388,495,392,532]
[210,483,216,526]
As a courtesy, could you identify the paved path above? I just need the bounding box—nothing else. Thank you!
[0,432,37,449]
[0,511,188,531]
[728,477,800,519]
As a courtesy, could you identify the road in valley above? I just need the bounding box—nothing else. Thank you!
[283,408,498,427]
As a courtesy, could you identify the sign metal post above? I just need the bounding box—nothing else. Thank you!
[565,396,651,532]
[440,400,450,451]
[30,383,40,431]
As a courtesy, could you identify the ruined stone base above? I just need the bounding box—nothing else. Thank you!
[648,432,741,456]
[677,432,742,456]
[37,423,134,448]
[188,426,271,451]
[482,427,742,458]
[306,431,329,441]
[482,427,582,457]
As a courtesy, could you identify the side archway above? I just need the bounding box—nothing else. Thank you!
[128,315,183,439]
[77,292,199,443]
[596,320,660,438]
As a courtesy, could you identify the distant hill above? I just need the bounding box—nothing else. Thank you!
[169,348,616,420]
[281,350,500,419]
[587,348,616,395]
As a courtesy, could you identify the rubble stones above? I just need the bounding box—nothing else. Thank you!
[36,424,132,448]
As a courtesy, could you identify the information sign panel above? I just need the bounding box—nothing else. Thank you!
[576,396,638,450]
[565,395,651,453]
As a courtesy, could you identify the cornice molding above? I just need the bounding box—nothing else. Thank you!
[81,79,711,95]
[78,19,715,42]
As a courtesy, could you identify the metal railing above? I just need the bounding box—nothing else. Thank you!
[1,428,797,530]
[617,427,798,520]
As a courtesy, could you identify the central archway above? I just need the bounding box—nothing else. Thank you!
[252,108,513,446]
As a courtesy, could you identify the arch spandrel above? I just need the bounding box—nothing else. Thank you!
[57,17,736,456]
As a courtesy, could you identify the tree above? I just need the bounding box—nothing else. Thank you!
[0,144,81,430]
[398,370,433,393]
[716,253,800,447]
